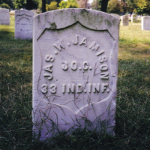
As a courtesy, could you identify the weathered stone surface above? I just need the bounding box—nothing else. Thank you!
[0,8,10,25]
[33,8,119,140]
[131,14,137,23]
[121,15,129,26]
[15,10,34,39]
[110,13,120,19]
[142,16,150,30]
[31,10,37,16]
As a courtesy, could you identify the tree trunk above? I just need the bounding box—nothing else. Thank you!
[26,0,32,10]
[101,0,109,12]
[42,0,46,13]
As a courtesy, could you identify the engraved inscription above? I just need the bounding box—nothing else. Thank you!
[61,83,109,94]
[43,55,55,80]
[40,34,111,95]
[16,15,32,31]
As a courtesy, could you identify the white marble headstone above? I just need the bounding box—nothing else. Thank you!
[131,14,137,23]
[33,8,119,140]
[0,8,10,25]
[121,15,129,26]
[31,10,37,16]
[142,16,150,30]
[15,10,34,39]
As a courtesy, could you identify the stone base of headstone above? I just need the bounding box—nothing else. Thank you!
[33,8,119,141]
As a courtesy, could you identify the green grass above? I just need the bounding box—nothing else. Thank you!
[0,16,150,150]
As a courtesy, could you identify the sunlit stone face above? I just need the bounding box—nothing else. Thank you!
[33,9,119,140]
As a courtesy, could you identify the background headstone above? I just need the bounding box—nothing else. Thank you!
[31,10,37,16]
[121,15,129,26]
[131,14,137,22]
[33,8,119,140]
[15,10,34,39]
[142,16,150,30]
[0,8,10,25]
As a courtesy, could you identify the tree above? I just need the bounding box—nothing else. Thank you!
[46,1,57,11]
[59,0,67,9]
[14,0,26,9]
[46,0,61,6]
[134,0,147,14]
[0,0,14,9]
[0,3,10,9]
[58,0,78,9]
[91,0,110,12]
[42,0,46,12]
[120,0,128,14]
[26,0,39,10]
[101,0,109,12]
[107,0,121,13]
[66,0,79,8]
[143,0,150,15]
[126,0,148,14]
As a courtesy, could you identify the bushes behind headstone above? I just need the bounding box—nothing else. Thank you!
[0,3,10,9]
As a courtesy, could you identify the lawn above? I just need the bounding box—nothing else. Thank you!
[0,15,150,150]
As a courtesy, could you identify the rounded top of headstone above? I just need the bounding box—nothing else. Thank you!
[15,9,34,16]
[0,8,9,12]
[34,8,120,40]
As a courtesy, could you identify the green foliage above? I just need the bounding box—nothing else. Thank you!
[106,0,150,14]
[14,0,26,9]
[144,0,150,14]
[59,0,67,9]
[58,0,78,9]
[0,0,14,9]
[107,0,121,13]
[46,0,61,6]
[0,2,10,9]
[46,1,57,11]
[126,0,150,14]
[38,0,42,10]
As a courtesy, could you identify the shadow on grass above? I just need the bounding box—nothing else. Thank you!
[1,57,150,149]
[0,20,150,149]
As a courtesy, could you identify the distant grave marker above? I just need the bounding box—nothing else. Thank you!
[33,9,119,140]
[15,10,34,39]
[121,15,129,26]
[142,16,150,30]
[31,10,37,16]
[0,8,10,25]
[131,14,137,23]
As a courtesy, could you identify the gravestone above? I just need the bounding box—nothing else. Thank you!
[15,10,34,39]
[142,16,150,30]
[131,14,137,22]
[0,8,10,25]
[121,15,129,26]
[33,8,119,140]
[31,10,37,16]
[110,13,120,19]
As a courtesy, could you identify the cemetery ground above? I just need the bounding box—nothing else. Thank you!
[0,15,150,150]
